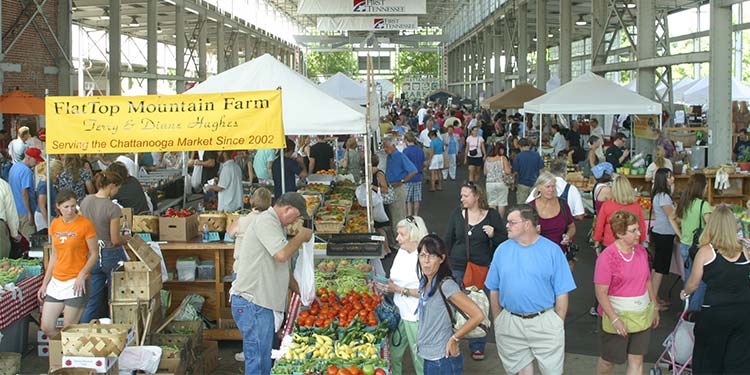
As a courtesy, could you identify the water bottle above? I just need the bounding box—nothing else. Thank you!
[121,220,132,238]
[202,222,210,243]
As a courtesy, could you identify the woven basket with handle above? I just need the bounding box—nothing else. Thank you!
[61,320,130,357]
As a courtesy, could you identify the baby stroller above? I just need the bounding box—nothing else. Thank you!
[650,298,695,375]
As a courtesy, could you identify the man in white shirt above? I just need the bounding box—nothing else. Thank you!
[0,178,20,258]
[419,118,434,147]
[526,159,585,220]
[550,125,567,156]
[116,154,136,176]
[417,105,428,129]
[8,126,30,163]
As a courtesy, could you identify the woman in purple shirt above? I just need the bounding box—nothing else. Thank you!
[529,172,576,260]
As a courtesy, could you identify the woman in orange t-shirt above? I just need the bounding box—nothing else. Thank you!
[38,190,99,337]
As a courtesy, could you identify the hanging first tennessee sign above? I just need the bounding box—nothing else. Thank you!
[45,91,285,154]
[317,16,418,32]
[298,0,425,15]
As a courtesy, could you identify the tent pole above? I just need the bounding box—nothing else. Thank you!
[45,157,51,241]
[281,148,286,195]
[182,152,188,210]
[538,113,543,156]
[365,55,374,233]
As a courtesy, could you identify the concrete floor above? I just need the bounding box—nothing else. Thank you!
[20,166,686,374]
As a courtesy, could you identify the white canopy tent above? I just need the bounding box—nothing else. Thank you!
[188,54,373,229]
[189,54,366,135]
[319,72,367,109]
[524,72,662,154]
[679,76,750,105]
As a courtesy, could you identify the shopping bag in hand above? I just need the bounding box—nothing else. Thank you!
[294,237,316,306]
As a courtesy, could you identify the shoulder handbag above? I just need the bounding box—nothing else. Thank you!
[688,200,706,261]
[468,137,479,157]
[501,156,515,186]
[376,171,396,205]
[646,200,656,266]
[462,208,490,290]
[374,293,402,346]
[438,278,491,339]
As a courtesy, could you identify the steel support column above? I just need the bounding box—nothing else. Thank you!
[485,29,493,96]
[109,0,121,95]
[57,0,72,95]
[216,17,225,73]
[198,11,207,81]
[536,0,547,90]
[560,0,572,84]
[518,2,528,83]
[147,0,157,94]
[494,21,504,94]
[175,0,186,93]
[710,1,733,164]
[637,0,656,101]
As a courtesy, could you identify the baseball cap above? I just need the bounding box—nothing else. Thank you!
[592,162,614,180]
[25,147,44,163]
[277,192,310,219]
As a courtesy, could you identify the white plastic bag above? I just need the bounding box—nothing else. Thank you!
[355,183,388,223]
[293,237,316,306]
[190,165,203,191]
[119,346,162,373]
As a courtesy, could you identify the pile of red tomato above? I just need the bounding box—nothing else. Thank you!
[296,288,382,328]
[326,365,385,375]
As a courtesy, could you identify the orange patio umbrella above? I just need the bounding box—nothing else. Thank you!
[0,90,45,115]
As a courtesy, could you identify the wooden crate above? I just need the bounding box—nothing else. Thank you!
[111,262,162,302]
[126,237,163,270]
[110,294,161,344]
[159,321,203,354]
[132,215,159,234]
[149,334,194,367]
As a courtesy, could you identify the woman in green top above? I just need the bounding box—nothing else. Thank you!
[674,173,712,311]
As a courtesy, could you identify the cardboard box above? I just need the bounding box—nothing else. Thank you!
[38,344,49,356]
[156,358,185,375]
[158,215,198,242]
[50,333,63,369]
[62,356,118,373]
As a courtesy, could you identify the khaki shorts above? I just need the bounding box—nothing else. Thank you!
[486,182,509,207]
[599,326,651,364]
[494,309,565,375]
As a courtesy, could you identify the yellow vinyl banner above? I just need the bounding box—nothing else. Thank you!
[45,91,285,154]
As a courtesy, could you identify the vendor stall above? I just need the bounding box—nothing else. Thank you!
[524,72,662,155]
[480,83,545,110]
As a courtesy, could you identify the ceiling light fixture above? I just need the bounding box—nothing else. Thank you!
[548,33,554,38]
[206,38,211,46]
[101,7,110,20]
[157,24,163,33]
[626,2,636,8]
[575,15,587,26]
[72,1,78,11]
[129,16,139,27]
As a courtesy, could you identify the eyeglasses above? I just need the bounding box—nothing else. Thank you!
[418,252,440,261]
[626,228,641,234]
[406,216,419,228]
[506,219,527,227]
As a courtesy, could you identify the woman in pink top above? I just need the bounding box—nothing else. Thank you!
[594,210,659,375]
[593,175,646,251]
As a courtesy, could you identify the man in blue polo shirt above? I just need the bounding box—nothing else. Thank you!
[382,135,417,225]
[486,204,576,375]
[512,138,544,203]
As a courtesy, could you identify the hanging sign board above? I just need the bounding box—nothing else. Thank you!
[317,16,418,32]
[298,0,426,15]
[45,91,285,154]
[633,115,659,140]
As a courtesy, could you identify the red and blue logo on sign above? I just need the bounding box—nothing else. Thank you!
[353,0,367,12]
[374,18,385,29]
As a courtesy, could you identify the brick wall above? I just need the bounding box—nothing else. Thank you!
[2,0,61,97]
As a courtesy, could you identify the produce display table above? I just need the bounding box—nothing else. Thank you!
[627,173,750,205]
[0,275,42,331]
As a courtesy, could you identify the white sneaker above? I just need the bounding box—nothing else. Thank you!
[235,352,245,361]
[589,307,598,317]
